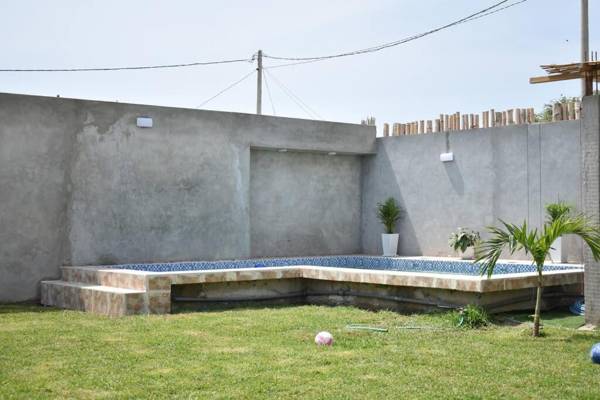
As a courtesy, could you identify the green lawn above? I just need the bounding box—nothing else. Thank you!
[501,310,586,330]
[1,304,599,399]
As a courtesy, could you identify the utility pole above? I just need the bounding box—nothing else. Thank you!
[256,50,263,115]
[581,0,589,96]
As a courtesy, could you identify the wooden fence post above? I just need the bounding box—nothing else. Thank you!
[568,101,575,120]
[552,103,561,121]
[529,108,536,123]
[561,102,569,120]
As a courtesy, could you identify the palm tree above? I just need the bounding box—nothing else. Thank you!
[476,202,600,337]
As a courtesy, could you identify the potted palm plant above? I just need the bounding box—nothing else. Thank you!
[377,197,403,256]
[449,228,480,260]
[476,202,600,337]
[546,202,572,263]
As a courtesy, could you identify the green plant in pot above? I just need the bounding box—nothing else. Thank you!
[377,197,403,256]
[449,228,480,260]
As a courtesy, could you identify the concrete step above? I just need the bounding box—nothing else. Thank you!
[41,280,148,317]
[61,266,148,291]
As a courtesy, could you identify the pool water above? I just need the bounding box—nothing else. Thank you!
[108,255,578,275]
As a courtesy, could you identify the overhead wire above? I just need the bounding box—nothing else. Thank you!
[197,69,255,108]
[264,59,324,70]
[263,0,527,64]
[0,1,527,73]
[0,0,528,120]
[0,57,255,72]
[265,69,322,120]
[262,69,277,115]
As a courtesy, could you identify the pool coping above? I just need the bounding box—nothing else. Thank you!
[44,259,584,316]
[62,263,584,294]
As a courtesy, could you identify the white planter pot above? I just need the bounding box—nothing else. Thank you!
[381,233,399,257]
[460,247,474,260]
[549,236,567,263]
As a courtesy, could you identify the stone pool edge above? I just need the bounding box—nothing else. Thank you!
[41,264,584,317]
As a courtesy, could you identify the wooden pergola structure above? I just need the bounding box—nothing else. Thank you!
[530,60,600,96]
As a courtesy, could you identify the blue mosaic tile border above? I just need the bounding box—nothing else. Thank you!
[107,255,580,276]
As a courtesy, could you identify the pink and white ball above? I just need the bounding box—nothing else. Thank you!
[315,331,334,346]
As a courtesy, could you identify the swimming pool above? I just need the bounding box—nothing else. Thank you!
[41,255,584,317]
[108,255,576,275]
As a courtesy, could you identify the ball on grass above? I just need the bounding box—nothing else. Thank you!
[591,343,600,364]
[315,331,333,346]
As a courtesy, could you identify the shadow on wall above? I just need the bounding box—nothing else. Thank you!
[362,143,422,256]
[443,161,465,196]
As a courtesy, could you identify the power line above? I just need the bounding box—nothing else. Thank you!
[197,69,255,108]
[263,0,527,63]
[265,69,314,118]
[0,1,526,73]
[455,0,528,23]
[264,59,324,70]
[265,69,322,120]
[263,70,277,115]
[0,57,254,72]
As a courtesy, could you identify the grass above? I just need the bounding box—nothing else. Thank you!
[1,304,600,399]
[503,310,586,330]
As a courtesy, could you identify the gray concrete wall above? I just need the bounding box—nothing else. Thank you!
[250,150,362,257]
[0,92,375,302]
[361,120,583,261]
[581,95,600,325]
[0,90,591,305]
[0,95,79,303]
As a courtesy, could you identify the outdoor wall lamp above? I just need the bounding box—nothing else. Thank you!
[136,116,153,128]
[440,152,454,162]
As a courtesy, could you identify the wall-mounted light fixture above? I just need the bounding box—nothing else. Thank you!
[328,152,337,156]
[278,149,288,153]
[136,116,153,128]
[440,152,454,162]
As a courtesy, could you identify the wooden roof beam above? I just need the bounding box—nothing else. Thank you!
[529,72,583,84]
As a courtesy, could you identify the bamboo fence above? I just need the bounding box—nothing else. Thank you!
[381,100,581,137]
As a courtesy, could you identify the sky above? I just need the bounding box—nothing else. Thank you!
[0,0,597,135]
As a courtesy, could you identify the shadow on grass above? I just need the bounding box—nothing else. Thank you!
[0,303,63,315]
[500,308,585,330]
[172,299,455,321]
[172,299,308,314]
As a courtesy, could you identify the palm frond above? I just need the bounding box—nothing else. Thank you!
[475,220,538,277]
[545,213,600,261]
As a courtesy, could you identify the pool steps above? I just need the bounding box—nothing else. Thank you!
[41,267,168,316]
